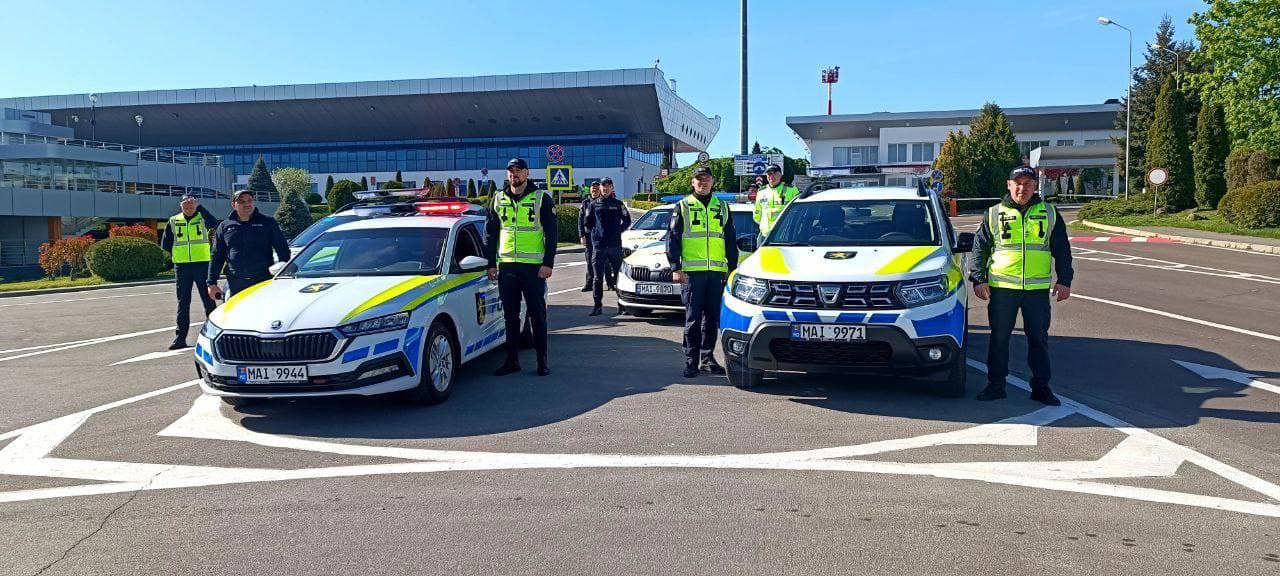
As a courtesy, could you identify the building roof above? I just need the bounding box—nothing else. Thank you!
[787,103,1121,140]
[0,69,720,153]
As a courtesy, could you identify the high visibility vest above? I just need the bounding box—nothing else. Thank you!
[679,194,729,273]
[493,188,547,264]
[753,183,799,235]
[986,201,1057,290]
[168,212,211,264]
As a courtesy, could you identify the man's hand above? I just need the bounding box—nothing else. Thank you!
[1052,284,1071,302]
[673,271,688,284]
[973,283,990,301]
[207,284,224,301]
[486,267,498,281]
[580,236,588,247]
[538,266,553,280]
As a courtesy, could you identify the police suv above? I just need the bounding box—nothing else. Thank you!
[195,199,521,405]
[719,184,973,396]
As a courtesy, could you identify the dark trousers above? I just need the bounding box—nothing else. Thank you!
[175,262,217,341]
[498,263,548,362]
[592,245,623,305]
[986,287,1052,390]
[583,237,595,286]
[226,273,271,298]
[681,271,726,368]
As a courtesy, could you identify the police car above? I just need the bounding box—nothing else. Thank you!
[287,188,433,258]
[719,184,973,396]
[195,199,520,405]
[621,205,674,256]
[616,202,757,316]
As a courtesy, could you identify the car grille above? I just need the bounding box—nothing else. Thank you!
[217,332,339,362]
[619,290,682,307]
[769,340,893,367]
[767,281,902,309]
[629,266,674,283]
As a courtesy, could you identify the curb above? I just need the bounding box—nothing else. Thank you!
[1080,220,1280,255]
[0,278,175,299]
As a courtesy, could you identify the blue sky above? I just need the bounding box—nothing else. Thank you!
[1,0,1203,160]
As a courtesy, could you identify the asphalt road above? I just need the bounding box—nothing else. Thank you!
[2,213,1279,575]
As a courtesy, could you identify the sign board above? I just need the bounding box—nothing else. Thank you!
[733,153,784,176]
[547,164,573,191]
[930,169,943,181]
[546,145,565,163]
[696,151,710,163]
[792,175,812,191]
[481,168,489,177]
[659,168,669,178]
[1147,167,1168,186]
[931,180,944,193]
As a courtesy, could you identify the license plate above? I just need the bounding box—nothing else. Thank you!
[636,282,676,296]
[236,365,308,384]
[790,323,866,342]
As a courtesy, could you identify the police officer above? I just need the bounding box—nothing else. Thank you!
[486,158,557,377]
[970,166,1074,406]
[752,163,800,237]
[668,166,738,378]
[160,194,219,350]
[584,176,631,316]
[206,189,291,300]
[578,181,603,292]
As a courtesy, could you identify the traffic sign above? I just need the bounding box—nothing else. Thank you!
[930,169,943,181]
[547,164,573,191]
[733,153,783,176]
[931,180,943,193]
[696,151,710,163]
[751,161,768,176]
[1147,167,1168,186]
[546,145,565,163]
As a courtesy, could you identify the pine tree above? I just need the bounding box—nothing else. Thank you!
[1145,77,1195,210]
[1193,102,1229,208]
[394,169,403,183]
[247,157,278,198]
[1115,15,1202,183]
[359,176,368,191]
[467,178,477,197]
[324,175,334,195]
[965,103,1021,197]
[274,189,312,239]
[934,131,976,198]
[751,141,762,154]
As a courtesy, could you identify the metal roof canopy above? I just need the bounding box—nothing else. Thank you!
[0,69,719,153]
[786,103,1122,140]
[1030,144,1121,168]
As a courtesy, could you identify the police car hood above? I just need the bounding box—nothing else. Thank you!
[622,229,667,251]
[737,245,951,282]
[208,275,442,332]
[623,243,672,269]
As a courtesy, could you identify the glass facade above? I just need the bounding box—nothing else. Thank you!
[832,146,878,166]
[0,159,220,198]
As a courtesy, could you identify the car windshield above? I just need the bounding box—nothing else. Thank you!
[289,214,361,247]
[731,210,758,239]
[281,227,448,277]
[632,208,672,231]
[766,199,939,247]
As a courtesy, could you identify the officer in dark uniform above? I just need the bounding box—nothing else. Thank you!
[668,166,737,378]
[578,181,602,292]
[584,176,631,315]
[206,189,290,300]
[485,158,558,377]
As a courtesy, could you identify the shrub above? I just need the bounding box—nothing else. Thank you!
[85,236,166,282]
[1226,146,1252,191]
[1219,181,1280,229]
[1078,194,1158,220]
[380,180,406,190]
[632,192,661,203]
[554,204,580,243]
[108,223,158,244]
[305,192,324,205]
[38,236,95,277]
[327,179,360,211]
[469,195,490,208]
[274,190,313,239]
[1247,150,1276,186]
[630,201,662,211]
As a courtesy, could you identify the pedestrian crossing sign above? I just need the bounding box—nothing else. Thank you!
[547,164,573,191]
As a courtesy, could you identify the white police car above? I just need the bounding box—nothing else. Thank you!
[719,185,972,396]
[621,205,674,256]
[195,199,519,405]
[287,188,432,258]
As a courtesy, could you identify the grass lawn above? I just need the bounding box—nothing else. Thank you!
[1086,210,1280,240]
[0,270,175,293]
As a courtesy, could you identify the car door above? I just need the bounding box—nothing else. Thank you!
[449,223,503,360]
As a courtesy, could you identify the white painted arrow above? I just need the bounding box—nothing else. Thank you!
[1174,360,1280,396]
[110,349,190,366]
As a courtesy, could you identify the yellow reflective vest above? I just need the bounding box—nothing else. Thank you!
[167,212,212,264]
[753,183,799,235]
[986,201,1057,290]
[493,189,547,264]
[679,194,729,273]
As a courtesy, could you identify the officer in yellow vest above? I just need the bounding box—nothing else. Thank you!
[668,166,738,378]
[485,158,558,377]
[752,163,799,237]
[970,166,1074,405]
[160,194,219,350]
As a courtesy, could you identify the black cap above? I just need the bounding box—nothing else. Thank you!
[1009,166,1037,181]
[231,189,254,201]
[599,177,613,185]
[693,166,714,177]
[506,158,528,170]
[589,180,602,187]
[765,163,782,174]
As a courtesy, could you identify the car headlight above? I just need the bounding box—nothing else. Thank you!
[620,261,632,276]
[896,275,948,307]
[339,312,411,336]
[200,319,222,340]
[731,274,769,305]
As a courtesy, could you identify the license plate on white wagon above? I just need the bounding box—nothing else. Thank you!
[636,282,677,296]
[790,323,866,342]
[236,365,308,384]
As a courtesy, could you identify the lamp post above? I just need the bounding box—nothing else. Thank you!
[1154,43,1182,89]
[134,114,144,147]
[821,66,840,115]
[1098,16,1132,198]
[88,93,98,141]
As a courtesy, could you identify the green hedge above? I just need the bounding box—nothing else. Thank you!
[85,237,166,282]
[631,192,661,203]
[1220,181,1280,229]
[469,195,490,207]
[554,204,580,243]
[629,201,662,211]
[1078,194,1157,220]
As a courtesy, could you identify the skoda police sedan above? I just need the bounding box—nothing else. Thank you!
[195,200,518,405]
[719,185,973,396]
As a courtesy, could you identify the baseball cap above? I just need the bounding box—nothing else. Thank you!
[231,189,254,201]
[180,193,196,201]
[589,180,602,187]
[599,176,613,185]
[765,163,782,174]
[693,166,714,178]
[1009,166,1037,181]
[506,158,528,170]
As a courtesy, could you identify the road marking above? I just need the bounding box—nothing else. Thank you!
[109,349,191,366]
[1069,236,1175,243]
[548,287,584,296]
[555,261,588,268]
[0,380,198,442]
[1073,294,1280,343]
[0,323,200,363]
[0,291,169,308]
[1073,248,1280,285]
[1175,360,1280,396]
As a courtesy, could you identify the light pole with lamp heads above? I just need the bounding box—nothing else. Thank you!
[1098,16,1132,198]
[134,114,144,147]
[88,93,98,141]
[1154,43,1182,89]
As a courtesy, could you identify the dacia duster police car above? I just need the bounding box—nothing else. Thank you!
[719,184,973,396]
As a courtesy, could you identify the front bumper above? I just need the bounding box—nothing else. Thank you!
[720,325,960,376]
[616,270,683,311]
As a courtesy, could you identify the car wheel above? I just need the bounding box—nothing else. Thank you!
[931,320,968,398]
[403,321,457,405]
[727,361,764,389]
[221,396,257,408]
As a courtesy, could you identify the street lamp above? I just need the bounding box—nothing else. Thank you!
[821,66,840,115]
[1098,16,1133,198]
[1154,43,1182,89]
[88,93,98,141]
[134,114,144,147]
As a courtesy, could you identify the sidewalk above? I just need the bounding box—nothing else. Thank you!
[1081,220,1280,255]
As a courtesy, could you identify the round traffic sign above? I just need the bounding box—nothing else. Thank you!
[931,180,944,193]
[546,145,565,163]
[1147,168,1169,186]
[697,151,710,163]
[481,168,489,177]
[930,169,943,181]
[751,161,767,175]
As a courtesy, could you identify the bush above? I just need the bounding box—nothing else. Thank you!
[85,236,166,282]
[305,192,324,205]
[469,195,490,207]
[1247,150,1276,186]
[630,201,662,211]
[309,204,332,220]
[1219,181,1280,229]
[327,179,360,211]
[632,192,661,203]
[554,204,580,243]
[38,236,95,277]
[108,223,158,244]
[380,180,406,190]
[274,190,313,239]
[1078,194,1158,220]
[1226,146,1252,191]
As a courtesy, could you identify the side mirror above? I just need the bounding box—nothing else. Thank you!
[269,262,287,275]
[736,235,757,252]
[458,255,489,272]
[954,232,975,254]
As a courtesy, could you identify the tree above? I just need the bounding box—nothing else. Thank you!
[1191,0,1280,155]
[655,158,738,195]
[247,157,277,197]
[751,141,762,154]
[966,103,1022,197]
[327,179,360,211]
[394,169,403,183]
[467,178,477,197]
[324,175,334,195]
[1246,149,1275,186]
[359,176,368,191]
[934,131,976,198]
[305,192,323,205]
[1226,146,1252,191]
[1193,102,1229,208]
[1116,15,1203,183]
[1145,77,1196,210]
[271,167,314,238]
[381,180,406,190]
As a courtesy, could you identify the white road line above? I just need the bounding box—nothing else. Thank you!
[1073,293,1280,343]
[548,287,584,296]
[0,380,198,442]
[0,323,200,363]
[555,261,588,268]
[1071,248,1280,285]
[0,291,169,308]
[109,349,191,366]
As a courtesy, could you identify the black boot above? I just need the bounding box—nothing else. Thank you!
[536,356,551,376]
[699,358,725,375]
[682,365,700,378]
[494,353,520,376]
[580,285,592,292]
[975,383,1007,401]
[1030,386,1061,406]
[168,339,189,350]
[589,305,603,316]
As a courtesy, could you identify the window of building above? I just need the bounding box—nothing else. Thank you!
[887,144,908,164]
[1018,140,1050,158]
[910,143,934,163]
[885,176,908,187]
[1056,139,1075,146]
[832,146,878,166]
[1085,139,1110,146]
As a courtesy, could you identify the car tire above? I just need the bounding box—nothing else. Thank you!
[726,361,764,389]
[616,303,628,316]
[931,320,969,398]
[403,321,457,405]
